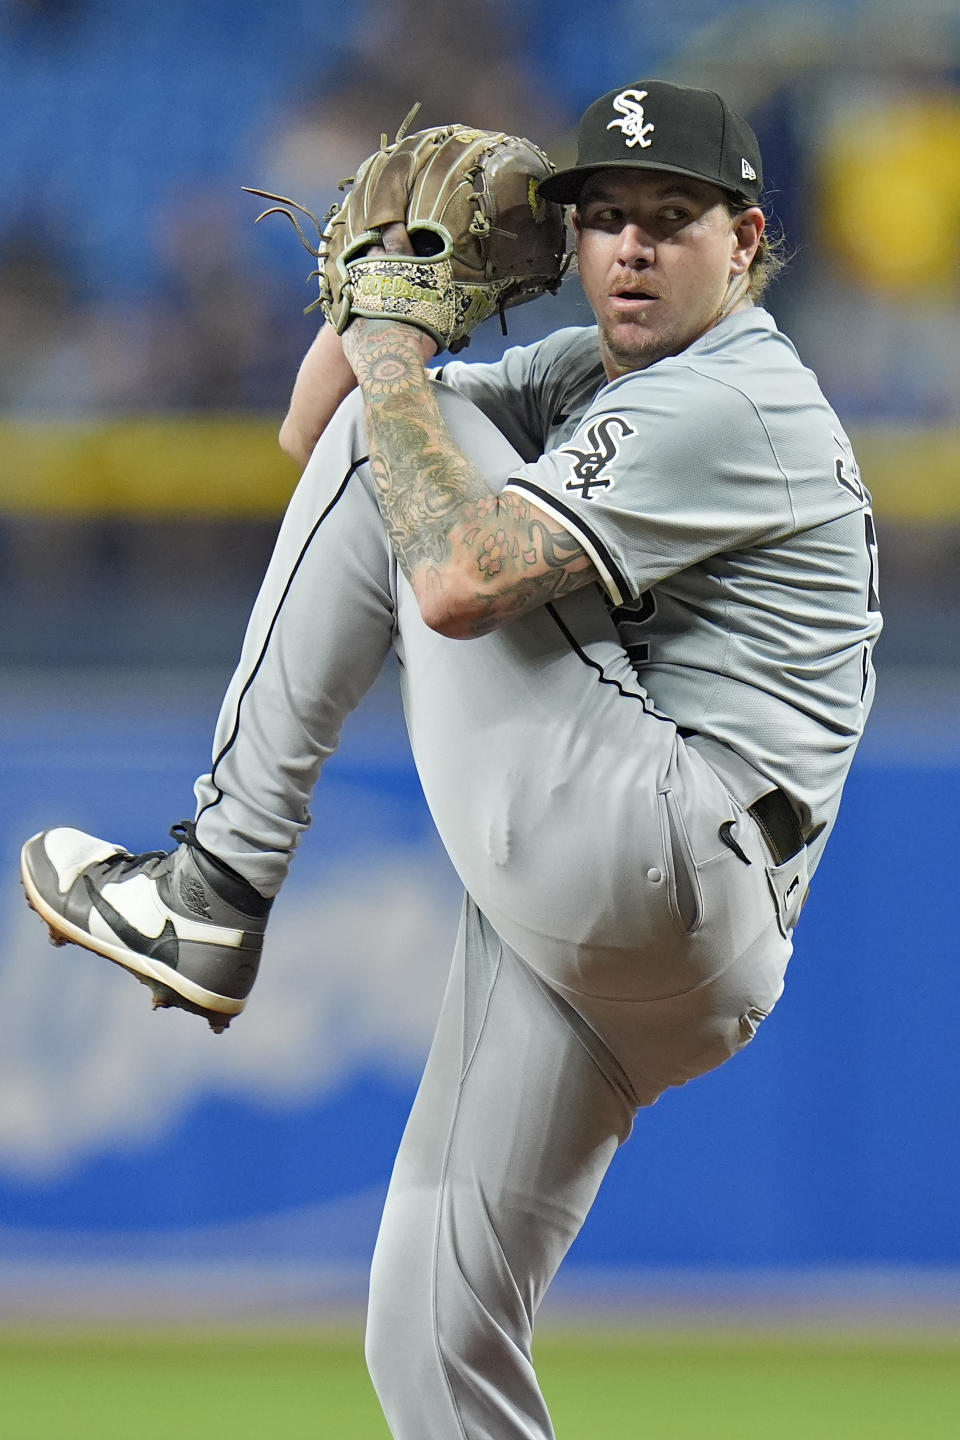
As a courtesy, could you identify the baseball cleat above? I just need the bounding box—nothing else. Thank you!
[20,821,272,1033]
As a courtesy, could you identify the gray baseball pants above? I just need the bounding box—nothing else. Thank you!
[193,386,798,1439]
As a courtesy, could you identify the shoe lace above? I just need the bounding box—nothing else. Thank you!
[94,821,198,878]
[99,845,168,877]
[170,819,200,850]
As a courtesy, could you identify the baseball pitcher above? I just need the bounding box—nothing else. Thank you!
[22,81,881,1440]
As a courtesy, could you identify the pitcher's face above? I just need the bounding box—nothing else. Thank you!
[574,170,763,379]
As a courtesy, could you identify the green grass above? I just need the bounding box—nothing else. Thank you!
[1,1325,959,1439]
[538,1331,960,1439]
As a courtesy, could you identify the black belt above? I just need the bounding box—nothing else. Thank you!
[676,728,805,866]
[749,788,804,867]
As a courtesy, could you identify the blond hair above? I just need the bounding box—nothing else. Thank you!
[729,202,790,304]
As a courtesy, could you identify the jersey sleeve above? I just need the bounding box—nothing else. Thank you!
[436,328,602,463]
[502,364,798,606]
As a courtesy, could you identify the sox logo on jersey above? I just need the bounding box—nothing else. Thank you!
[561,416,635,499]
[607,89,655,148]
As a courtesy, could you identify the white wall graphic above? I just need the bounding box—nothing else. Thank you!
[0,848,461,1179]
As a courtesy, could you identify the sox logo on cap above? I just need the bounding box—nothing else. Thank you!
[607,89,655,149]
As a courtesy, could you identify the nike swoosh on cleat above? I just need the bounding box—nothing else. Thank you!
[86,880,181,970]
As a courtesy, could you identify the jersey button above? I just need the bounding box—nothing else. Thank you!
[646,867,663,883]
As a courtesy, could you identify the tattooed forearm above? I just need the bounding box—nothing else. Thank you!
[342,317,595,634]
[528,517,589,569]
[346,322,495,579]
[452,509,592,636]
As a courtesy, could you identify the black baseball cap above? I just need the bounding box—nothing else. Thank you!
[538,80,763,208]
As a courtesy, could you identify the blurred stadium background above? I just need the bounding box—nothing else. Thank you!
[2,0,959,1431]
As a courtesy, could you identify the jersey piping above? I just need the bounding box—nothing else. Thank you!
[505,476,632,605]
[545,602,675,723]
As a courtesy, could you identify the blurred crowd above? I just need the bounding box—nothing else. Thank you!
[2,0,959,668]
[0,0,572,417]
[2,0,959,421]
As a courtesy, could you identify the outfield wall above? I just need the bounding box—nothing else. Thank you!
[0,662,956,1313]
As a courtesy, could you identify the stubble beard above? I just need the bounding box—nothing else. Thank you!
[599,319,682,377]
[599,290,735,377]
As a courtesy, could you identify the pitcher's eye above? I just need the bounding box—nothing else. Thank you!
[584,205,621,226]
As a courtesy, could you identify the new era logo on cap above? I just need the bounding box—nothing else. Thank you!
[537,79,764,207]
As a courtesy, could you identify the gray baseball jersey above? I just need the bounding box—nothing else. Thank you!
[440,307,882,870]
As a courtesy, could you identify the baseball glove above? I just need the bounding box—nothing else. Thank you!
[245,107,568,354]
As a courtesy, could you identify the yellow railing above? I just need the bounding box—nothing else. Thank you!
[0,418,296,517]
[0,418,957,520]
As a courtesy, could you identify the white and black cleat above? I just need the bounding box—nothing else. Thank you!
[20,822,271,1033]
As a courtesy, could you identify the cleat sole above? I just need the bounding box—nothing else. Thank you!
[148,979,231,1033]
